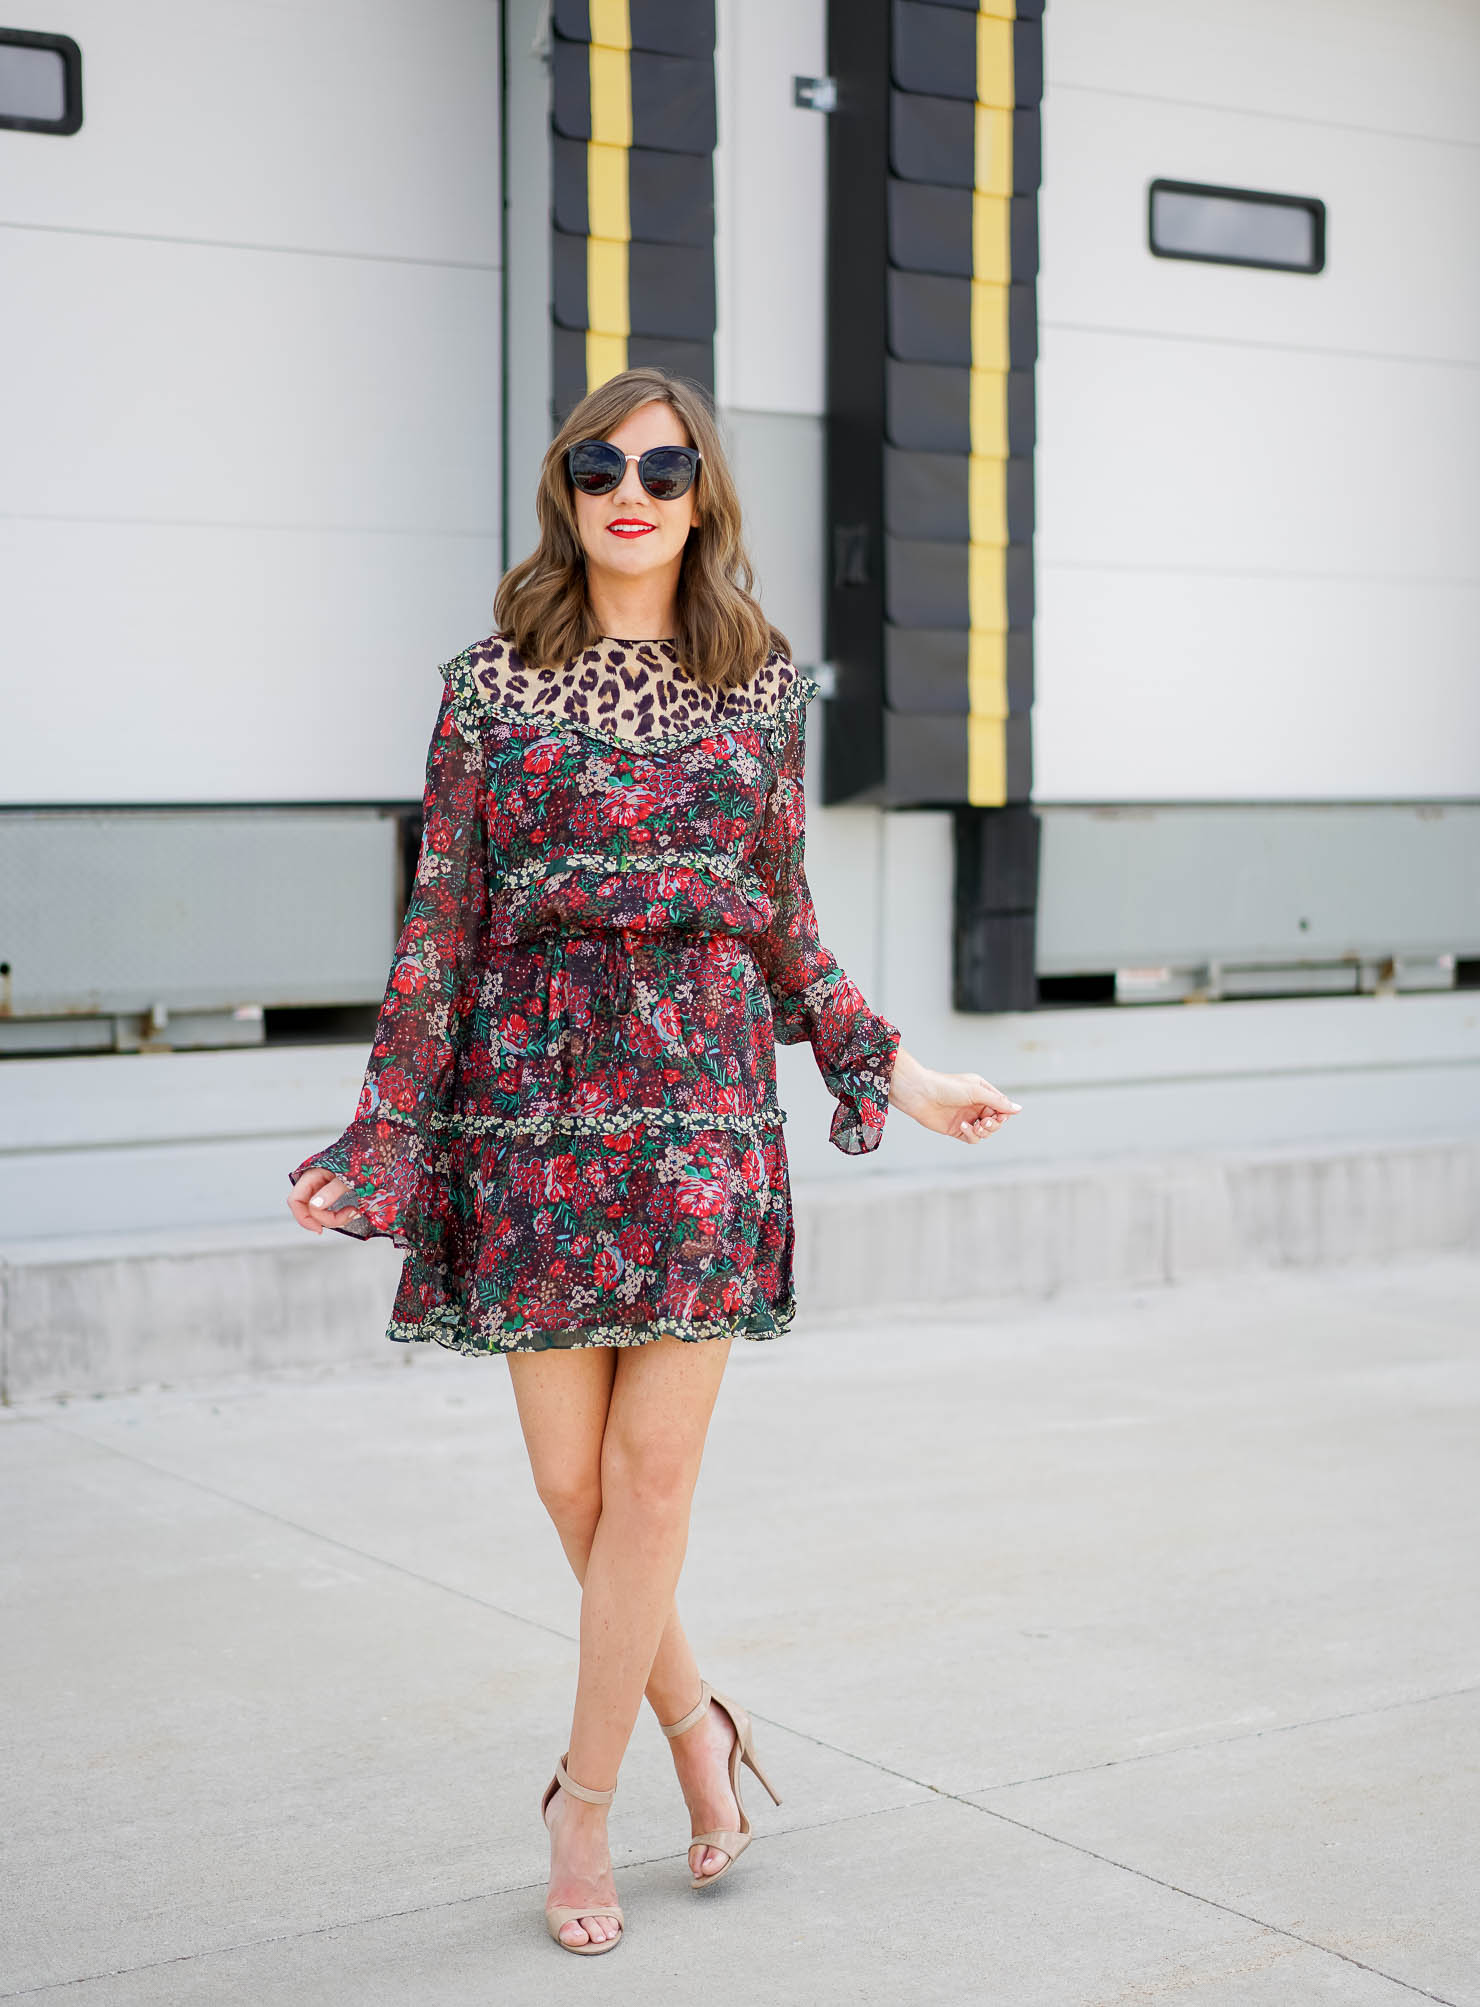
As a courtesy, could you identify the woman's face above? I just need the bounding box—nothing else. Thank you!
[570,401,701,585]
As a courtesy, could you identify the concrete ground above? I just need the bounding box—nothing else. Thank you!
[4,1253,1478,2007]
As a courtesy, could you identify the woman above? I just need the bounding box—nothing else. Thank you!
[286,367,1022,1955]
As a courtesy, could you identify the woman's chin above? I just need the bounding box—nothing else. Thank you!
[586,541,678,580]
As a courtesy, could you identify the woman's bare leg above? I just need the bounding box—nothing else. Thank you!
[506,1336,732,1943]
[565,1334,732,1786]
[506,1346,708,1718]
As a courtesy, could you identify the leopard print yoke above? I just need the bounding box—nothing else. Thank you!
[455,631,802,748]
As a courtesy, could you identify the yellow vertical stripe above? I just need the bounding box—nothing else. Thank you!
[586,236,629,335]
[587,141,630,241]
[969,367,1008,458]
[968,454,1007,546]
[967,545,1007,632]
[970,281,1010,373]
[588,0,631,50]
[967,631,1008,719]
[972,191,1011,284]
[585,25,632,394]
[975,14,1014,109]
[586,329,628,389]
[967,716,1007,803]
[968,1,1013,807]
[973,105,1013,195]
[588,43,632,147]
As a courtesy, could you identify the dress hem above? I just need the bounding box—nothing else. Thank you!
[385,1297,797,1356]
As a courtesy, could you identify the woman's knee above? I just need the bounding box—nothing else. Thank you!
[600,1433,699,1522]
[532,1464,602,1539]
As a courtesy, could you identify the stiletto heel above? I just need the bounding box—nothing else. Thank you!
[539,1754,625,1954]
[659,1678,782,1889]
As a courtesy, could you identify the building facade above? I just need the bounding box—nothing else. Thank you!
[2,0,1477,1236]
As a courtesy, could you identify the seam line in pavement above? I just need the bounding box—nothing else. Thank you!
[965,1678,1480,1794]
[965,1801,1461,2007]
[767,1722,1463,2007]
[0,1798,929,1999]
[25,1418,1464,2007]
[30,1415,580,1648]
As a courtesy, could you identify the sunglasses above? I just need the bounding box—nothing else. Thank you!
[566,438,702,501]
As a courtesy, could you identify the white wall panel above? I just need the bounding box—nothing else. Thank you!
[1034,569,1480,803]
[0,520,497,803]
[1041,90,1480,364]
[1046,0,1480,144]
[0,0,501,263]
[1038,328,1478,580]
[1,0,502,808]
[0,232,500,533]
[713,0,827,416]
[1034,0,1480,807]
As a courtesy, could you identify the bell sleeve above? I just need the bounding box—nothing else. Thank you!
[287,672,489,1243]
[750,679,902,1154]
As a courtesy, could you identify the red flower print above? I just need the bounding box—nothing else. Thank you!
[619,1224,655,1265]
[593,1246,622,1290]
[653,997,682,1043]
[606,785,660,827]
[523,741,562,774]
[380,1067,416,1114]
[675,1178,724,1222]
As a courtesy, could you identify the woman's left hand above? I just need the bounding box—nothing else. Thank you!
[887,1044,1022,1144]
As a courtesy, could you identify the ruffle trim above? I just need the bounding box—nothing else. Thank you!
[500,847,764,899]
[428,1104,786,1139]
[442,647,820,756]
[385,1295,797,1356]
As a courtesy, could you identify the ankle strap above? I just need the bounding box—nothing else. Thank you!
[555,1753,617,1805]
[659,1679,712,1741]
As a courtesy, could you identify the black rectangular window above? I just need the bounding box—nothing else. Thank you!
[0,28,82,134]
[1149,179,1324,274]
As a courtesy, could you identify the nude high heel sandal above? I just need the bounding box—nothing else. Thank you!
[539,1754,625,1954]
[659,1679,783,1889]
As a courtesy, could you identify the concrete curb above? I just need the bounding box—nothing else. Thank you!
[4,1135,1477,1403]
[793,1133,1480,1315]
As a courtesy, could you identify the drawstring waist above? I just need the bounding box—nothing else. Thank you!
[528,929,711,1088]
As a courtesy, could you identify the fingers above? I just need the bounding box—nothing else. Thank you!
[970,1077,1023,1116]
[957,1110,1001,1143]
[287,1169,360,1233]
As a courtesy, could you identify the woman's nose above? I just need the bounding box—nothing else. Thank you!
[613,458,648,505]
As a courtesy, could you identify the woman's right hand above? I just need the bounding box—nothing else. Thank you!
[287,1165,362,1234]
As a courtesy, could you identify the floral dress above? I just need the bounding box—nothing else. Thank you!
[287,632,902,1353]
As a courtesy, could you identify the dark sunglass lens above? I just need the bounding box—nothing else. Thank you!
[639,448,696,500]
[568,440,624,493]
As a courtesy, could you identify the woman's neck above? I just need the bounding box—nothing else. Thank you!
[584,564,681,641]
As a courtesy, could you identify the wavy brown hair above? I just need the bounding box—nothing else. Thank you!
[493,367,789,693]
